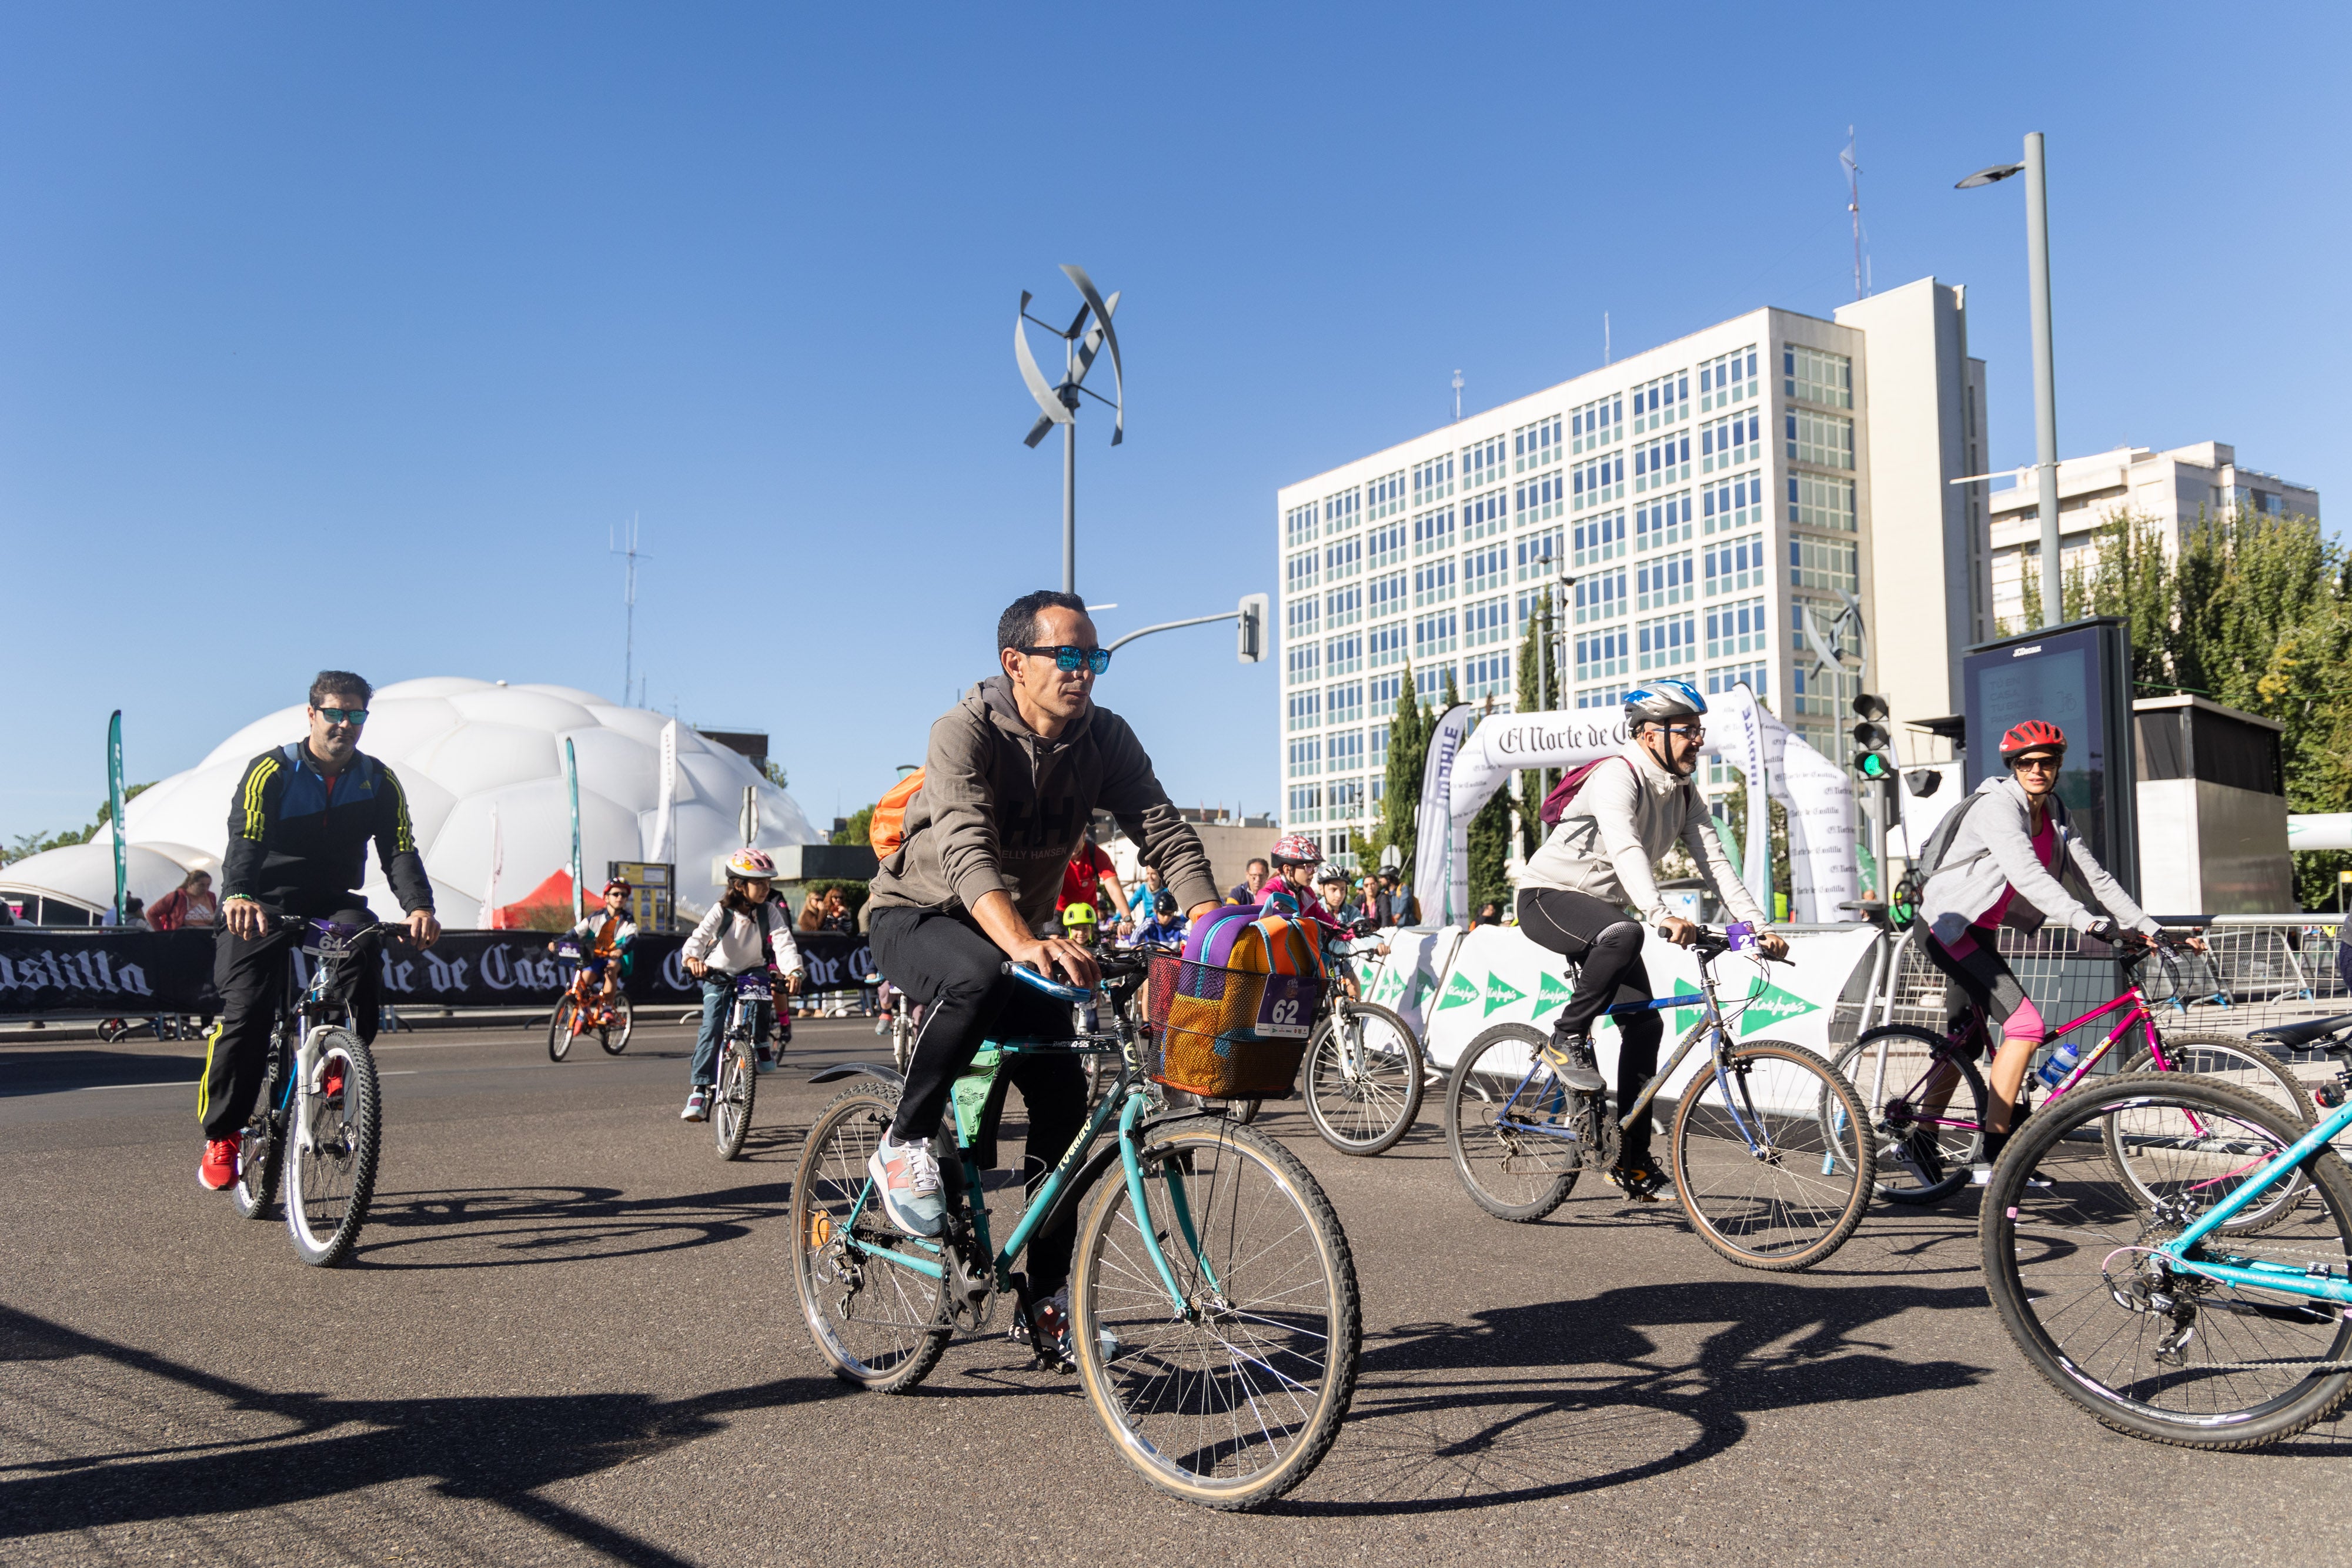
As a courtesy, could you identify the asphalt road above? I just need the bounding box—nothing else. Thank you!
[4,1016,2349,1566]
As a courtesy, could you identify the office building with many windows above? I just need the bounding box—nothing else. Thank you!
[1275,276,1988,842]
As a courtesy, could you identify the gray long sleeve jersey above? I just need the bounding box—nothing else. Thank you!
[1518,744,1770,929]
[864,676,1218,930]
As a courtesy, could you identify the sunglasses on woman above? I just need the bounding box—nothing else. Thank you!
[1018,645,1113,675]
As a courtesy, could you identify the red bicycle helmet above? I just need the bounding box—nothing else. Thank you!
[1269,833,1323,868]
[1997,720,2067,761]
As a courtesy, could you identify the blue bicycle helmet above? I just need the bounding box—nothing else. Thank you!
[1623,680,1708,727]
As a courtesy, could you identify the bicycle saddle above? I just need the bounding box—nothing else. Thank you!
[2248,1012,2352,1052]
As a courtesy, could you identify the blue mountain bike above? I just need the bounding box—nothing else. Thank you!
[1982,988,2352,1447]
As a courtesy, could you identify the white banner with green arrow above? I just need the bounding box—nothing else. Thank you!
[1409,921,1881,1099]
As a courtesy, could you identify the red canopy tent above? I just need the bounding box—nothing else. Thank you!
[489,868,579,931]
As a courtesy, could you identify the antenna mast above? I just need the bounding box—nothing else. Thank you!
[1451,369,1463,423]
[610,515,650,706]
[1842,129,1865,300]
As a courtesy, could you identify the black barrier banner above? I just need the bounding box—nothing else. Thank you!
[0,928,876,1016]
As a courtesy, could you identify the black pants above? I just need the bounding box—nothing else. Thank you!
[1515,887,1663,1168]
[870,905,1088,1297]
[1913,919,2043,1047]
[199,906,378,1141]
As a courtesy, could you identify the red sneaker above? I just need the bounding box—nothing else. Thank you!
[199,1138,240,1191]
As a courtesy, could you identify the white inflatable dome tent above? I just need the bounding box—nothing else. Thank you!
[1,679,817,927]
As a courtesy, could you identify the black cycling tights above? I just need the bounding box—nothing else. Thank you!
[1515,887,1663,1168]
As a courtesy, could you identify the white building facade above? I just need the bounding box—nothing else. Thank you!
[1986,441,2320,628]
[1275,276,1989,847]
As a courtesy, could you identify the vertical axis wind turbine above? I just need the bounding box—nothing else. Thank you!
[1015,266,1124,594]
[1842,129,1865,300]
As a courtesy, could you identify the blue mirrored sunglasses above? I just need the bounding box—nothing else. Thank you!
[316,707,369,726]
[1018,645,1112,675]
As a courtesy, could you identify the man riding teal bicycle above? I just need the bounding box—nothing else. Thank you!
[861,590,1221,1351]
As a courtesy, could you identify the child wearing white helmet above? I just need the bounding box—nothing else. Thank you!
[678,847,807,1121]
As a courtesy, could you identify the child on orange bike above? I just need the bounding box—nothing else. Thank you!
[548,879,639,1015]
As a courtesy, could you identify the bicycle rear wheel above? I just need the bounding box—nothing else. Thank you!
[230,1116,282,1221]
[599,995,634,1054]
[1830,1025,1982,1206]
[547,996,579,1062]
[1305,1002,1424,1156]
[1983,1072,2352,1448]
[790,1083,951,1392]
[1668,1040,1873,1271]
[1443,1023,1582,1221]
[285,1029,382,1267]
[712,1038,755,1160]
[1071,1117,1359,1512]
[2114,1034,2316,1232]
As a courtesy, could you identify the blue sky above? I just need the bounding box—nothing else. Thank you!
[4,2,2344,845]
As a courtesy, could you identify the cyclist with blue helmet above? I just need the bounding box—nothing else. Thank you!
[1516,678,1783,1201]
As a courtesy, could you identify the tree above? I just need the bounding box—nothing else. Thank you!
[1378,662,1426,875]
[762,759,790,791]
[831,804,875,847]
[1514,596,1559,856]
[2068,504,2352,908]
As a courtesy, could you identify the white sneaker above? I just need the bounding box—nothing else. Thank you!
[680,1088,710,1122]
[867,1134,946,1237]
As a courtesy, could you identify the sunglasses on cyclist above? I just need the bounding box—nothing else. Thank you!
[1018,645,1112,676]
[315,707,369,726]
[2011,754,2063,773]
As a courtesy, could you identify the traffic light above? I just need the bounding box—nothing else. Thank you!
[1851,693,1893,781]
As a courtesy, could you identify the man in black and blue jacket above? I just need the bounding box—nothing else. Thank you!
[198,671,440,1191]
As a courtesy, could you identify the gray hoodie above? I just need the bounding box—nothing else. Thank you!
[1919,774,2157,945]
[865,676,1218,928]
[1520,743,1770,930]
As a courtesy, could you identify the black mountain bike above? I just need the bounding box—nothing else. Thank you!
[227,918,397,1266]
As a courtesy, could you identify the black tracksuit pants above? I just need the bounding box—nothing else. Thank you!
[868,905,1089,1298]
[1515,887,1665,1168]
[199,905,379,1141]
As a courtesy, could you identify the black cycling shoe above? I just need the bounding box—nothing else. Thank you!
[1897,1126,1945,1185]
[1538,1032,1608,1095]
[1606,1161,1668,1203]
[1009,1284,1076,1373]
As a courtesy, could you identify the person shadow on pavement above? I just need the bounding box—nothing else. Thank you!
[0,1301,850,1566]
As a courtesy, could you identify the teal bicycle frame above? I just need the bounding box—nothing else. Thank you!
[835,1018,1213,1321]
[2156,1094,2352,1304]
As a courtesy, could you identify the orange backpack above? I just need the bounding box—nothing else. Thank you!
[868,769,926,862]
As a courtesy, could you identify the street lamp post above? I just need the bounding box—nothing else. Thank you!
[1959,134,2062,630]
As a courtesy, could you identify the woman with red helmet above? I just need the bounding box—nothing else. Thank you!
[1915,719,2166,1179]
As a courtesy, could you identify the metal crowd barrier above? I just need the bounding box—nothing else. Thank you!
[1864,915,2345,1066]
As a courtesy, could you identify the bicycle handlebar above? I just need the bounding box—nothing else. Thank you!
[1659,921,1793,964]
[1002,961,1094,1003]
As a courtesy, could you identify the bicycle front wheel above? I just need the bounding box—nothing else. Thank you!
[1830,1025,1982,1206]
[1305,1002,1424,1156]
[1983,1072,2352,1448]
[1668,1041,1873,1271]
[547,996,579,1062]
[2113,1033,2316,1232]
[1444,1023,1582,1221]
[599,994,634,1054]
[285,1029,382,1267]
[790,1083,951,1393]
[712,1039,755,1160]
[1072,1116,1360,1512]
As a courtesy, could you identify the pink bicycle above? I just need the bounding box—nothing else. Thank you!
[1835,931,2314,1221]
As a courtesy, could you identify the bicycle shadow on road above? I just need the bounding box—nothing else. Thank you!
[1287,1276,1990,1516]
[0,1300,852,1564]
[344,1180,794,1271]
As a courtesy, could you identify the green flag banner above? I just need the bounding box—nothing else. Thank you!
[106,710,126,924]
